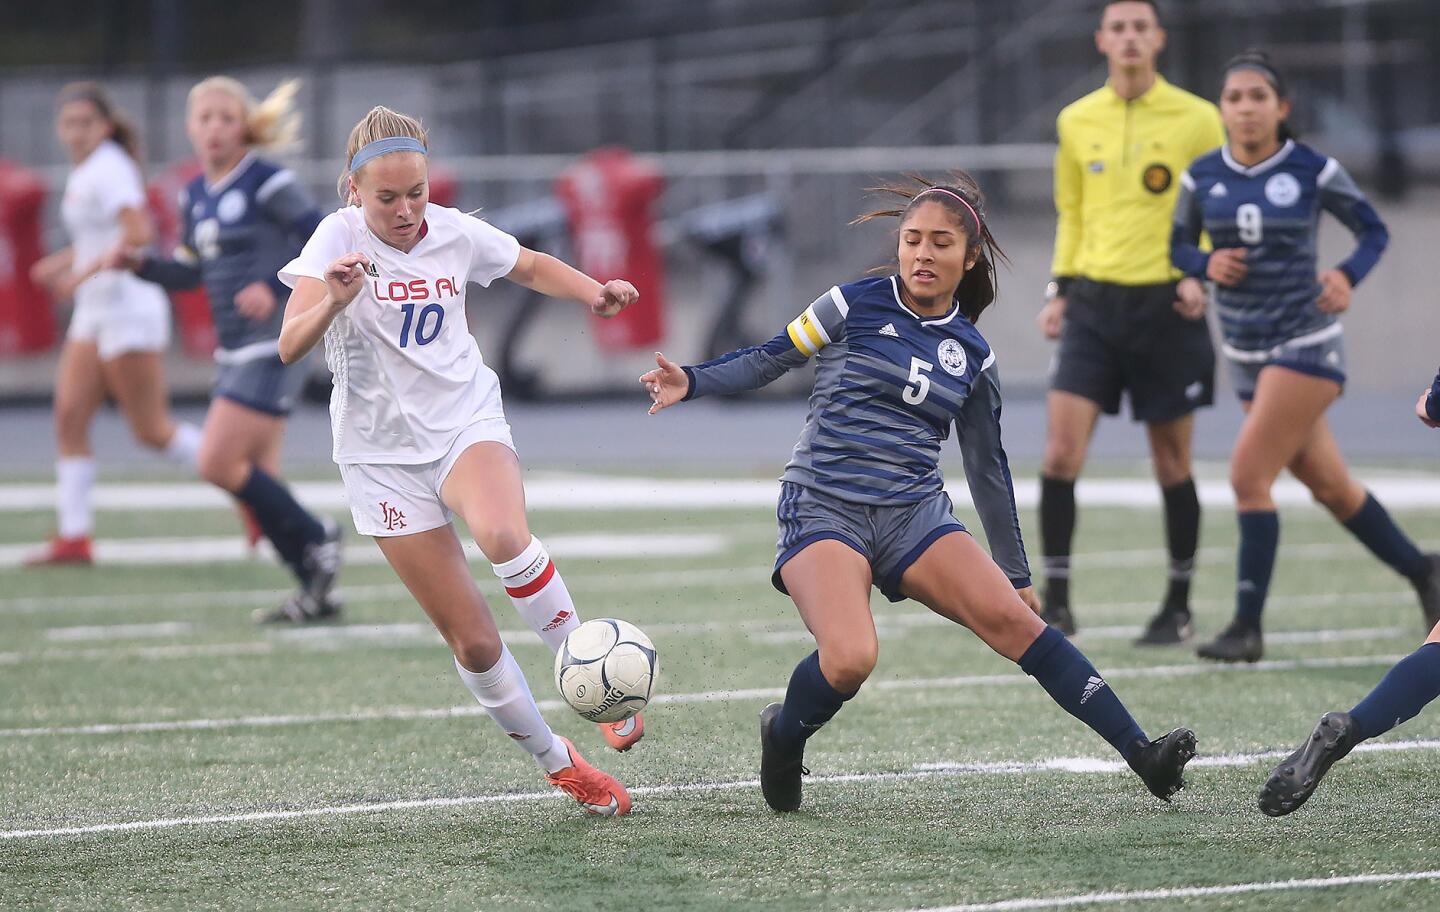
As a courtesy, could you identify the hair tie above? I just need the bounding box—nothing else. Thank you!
[915,187,982,233]
[349,136,427,173]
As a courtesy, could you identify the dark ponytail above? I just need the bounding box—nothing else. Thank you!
[1223,49,1296,142]
[852,171,1008,324]
[57,81,142,163]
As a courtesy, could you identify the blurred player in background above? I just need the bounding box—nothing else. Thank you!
[1255,371,1440,817]
[643,174,1197,814]
[25,82,203,566]
[1172,51,1439,663]
[1035,0,1224,643]
[278,106,640,815]
[101,76,342,624]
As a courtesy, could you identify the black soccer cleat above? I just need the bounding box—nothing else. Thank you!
[1196,620,1263,663]
[253,591,343,625]
[1040,603,1077,637]
[1130,727,1197,802]
[302,518,344,608]
[1134,608,1193,646]
[1411,553,1440,629]
[1258,711,1359,817]
[759,702,807,813]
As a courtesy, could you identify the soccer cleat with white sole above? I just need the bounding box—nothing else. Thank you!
[599,713,645,751]
[545,736,632,817]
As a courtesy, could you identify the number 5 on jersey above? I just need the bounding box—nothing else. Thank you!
[399,302,444,347]
[903,357,934,405]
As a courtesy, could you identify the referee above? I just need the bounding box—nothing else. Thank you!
[1036,0,1224,643]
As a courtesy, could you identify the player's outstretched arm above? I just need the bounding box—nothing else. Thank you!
[278,253,368,363]
[505,247,637,318]
[639,352,689,415]
[955,366,1032,598]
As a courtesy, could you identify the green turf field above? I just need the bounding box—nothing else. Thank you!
[3,472,1440,911]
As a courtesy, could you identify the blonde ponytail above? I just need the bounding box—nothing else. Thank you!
[187,76,302,151]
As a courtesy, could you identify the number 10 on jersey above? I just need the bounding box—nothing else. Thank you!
[399,302,445,347]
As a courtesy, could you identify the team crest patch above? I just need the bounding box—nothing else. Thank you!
[1265,172,1301,207]
[1142,163,1172,194]
[937,339,967,376]
[217,188,247,223]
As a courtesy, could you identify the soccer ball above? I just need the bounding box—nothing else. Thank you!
[554,619,659,724]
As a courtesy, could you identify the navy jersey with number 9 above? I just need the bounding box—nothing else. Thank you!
[1171,140,1388,354]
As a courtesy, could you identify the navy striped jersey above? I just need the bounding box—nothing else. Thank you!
[1171,140,1387,354]
[138,153,323,355]
[682,274,1029,585]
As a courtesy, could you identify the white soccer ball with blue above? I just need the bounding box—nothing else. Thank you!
[554,619,659,723]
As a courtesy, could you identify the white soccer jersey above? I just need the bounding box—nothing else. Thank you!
[60,139,167,311]
[279,204,521,464]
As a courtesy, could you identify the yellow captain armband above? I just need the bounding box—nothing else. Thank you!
[785,305,829,357]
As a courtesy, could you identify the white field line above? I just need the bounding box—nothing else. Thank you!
[0,566,756,616]
[6,738,1440,842]
[890,870,1440,912]
[0,652,1409,739]
[6,603,1418,664]
[0,532,726,569]
[6,475,1440,514]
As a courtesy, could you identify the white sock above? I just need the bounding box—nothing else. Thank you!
[454,648,571,774]
[491,536,581,653]
[164,422,202,469]
[56,457,96,538]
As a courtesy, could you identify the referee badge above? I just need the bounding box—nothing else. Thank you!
[1142,163,1173,194]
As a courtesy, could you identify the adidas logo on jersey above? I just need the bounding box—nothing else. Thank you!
[1080,675,1108,705]
[363,261,380,278]
[879,323,899,337]
[1209,183,1229,198]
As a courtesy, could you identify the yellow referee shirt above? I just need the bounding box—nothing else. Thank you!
[1052,74,1224,287]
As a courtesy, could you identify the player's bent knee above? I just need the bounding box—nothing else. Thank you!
[821,640,878,692]
[451,634,504,675]
[197,449,246,491]
[474,527,532,565]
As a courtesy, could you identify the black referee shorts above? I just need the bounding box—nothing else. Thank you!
[1050,278,1215,424]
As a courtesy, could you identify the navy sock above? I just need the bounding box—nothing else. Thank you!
[772,651,858,754]
[1349,643,1440,741]
[1343,493,1429,582]
[1161,478,1200,612]
[1235,510,1280,630]
[1019,626,1147,765]
[1039,476,1076,609]
[236,467,326,583]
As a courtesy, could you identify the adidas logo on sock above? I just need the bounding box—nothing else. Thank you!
[1080,675,1107,704]
[542,610,573,631]
[879,323,899,337]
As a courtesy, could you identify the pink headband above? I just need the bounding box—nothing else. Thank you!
[915,187,982,232]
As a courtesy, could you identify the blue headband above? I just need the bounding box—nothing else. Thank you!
[349,136,427,173]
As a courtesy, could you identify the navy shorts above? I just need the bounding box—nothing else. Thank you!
[1051,278,1215,423]
[214,353,309,417]
[773,481,967,603]
[1225,330,1346,401]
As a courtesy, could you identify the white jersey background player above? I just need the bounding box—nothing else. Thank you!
[278,106,640,816]
[25,82,203,567]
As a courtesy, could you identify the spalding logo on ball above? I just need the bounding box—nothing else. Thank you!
[554,619,659,723]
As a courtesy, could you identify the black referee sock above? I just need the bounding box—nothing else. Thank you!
[1039,476,1076,610]
[1161,478,1200,613]
[236,467,326,584]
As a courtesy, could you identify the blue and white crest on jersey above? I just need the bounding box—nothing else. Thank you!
[937,338,967,376]
[1265,172,1301,207]
[217,188,248,223]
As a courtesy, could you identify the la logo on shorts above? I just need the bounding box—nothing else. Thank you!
[937,339,967,376]
[379,500,407,532]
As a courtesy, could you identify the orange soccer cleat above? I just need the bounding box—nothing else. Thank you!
[598,713,645,752]
[545,736,632,816]
[23,535,94,567]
